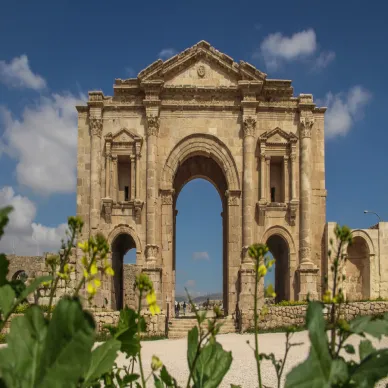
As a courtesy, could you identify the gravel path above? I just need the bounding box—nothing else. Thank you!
[116,331,388,387]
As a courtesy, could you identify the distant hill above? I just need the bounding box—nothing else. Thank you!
[176,293,223,304]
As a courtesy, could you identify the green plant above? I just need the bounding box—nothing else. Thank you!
[264,283,275,298]
[273,300,308,307]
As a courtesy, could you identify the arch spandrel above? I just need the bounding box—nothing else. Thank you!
[160,134,240,192]
[261,226,296,255]
[107,224,142,253]
[349,229,376,256]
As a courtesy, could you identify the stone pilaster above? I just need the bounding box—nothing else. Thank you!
[130,156,135,201]
[266,156,271,202]
[298,107,318,300]
[283,156,289,203]
[89,117,102,231]
[242,116,256,264]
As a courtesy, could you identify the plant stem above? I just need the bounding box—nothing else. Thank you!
[254,264,263,388]
[277,333,291,388]
[137,289,146,388]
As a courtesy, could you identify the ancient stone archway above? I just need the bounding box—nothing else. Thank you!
[160,134,240,316]
[345,234,372,300]
[262,226,296,301]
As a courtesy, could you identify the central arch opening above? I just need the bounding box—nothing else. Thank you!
[173,155,228,316]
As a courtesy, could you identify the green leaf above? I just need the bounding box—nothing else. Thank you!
[187,326,199,369]
[285,302,348,388]
[153,375,164,388]
[350,315,388,339]
[344,344,355,354]
[160,365,177,387]
[359,339,375,361]
[0,254,9,286]
[0,206,12,239]
[0,305,48,387]
[83,339,121,385]
[230,385,242,388]
[114,307,142,357]
[122,374,140,384]
[0,285,16,317]
[36,297,95,387]
[351,349,388,387]
[192,341,232,388]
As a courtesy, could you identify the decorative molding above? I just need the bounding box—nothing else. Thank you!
[225,190,241,206]
[288,200,298,226]
[133,200,144,223]
[197,64,206,78]
[102,198,113,224]
[146,115,160,137]
[90,118,103,138]
[145,244,159,261]
[259,127,298,145]
[243,116,256,138]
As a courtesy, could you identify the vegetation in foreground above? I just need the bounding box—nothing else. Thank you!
[1,207,388,387]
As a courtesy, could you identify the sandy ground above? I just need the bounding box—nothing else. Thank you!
[117,331,388,387]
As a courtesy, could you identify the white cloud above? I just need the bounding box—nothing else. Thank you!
[192,251,210,261]
[257,29,334,71]
[319,86,372,139]
[0,186,67,255]
[158,48,177,60]
[0,92,86,194]
[0,55,46,90]
[314,51,336,70]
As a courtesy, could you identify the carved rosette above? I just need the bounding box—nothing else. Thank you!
[160,189,174,205]
[226,190,241,206]
[145,244,159,261]
[146,115,160,137]
[90,118,103,138]
[243,116,256,138]
[299,115,314,138]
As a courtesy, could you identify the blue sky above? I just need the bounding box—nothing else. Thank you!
[0,0,387,297]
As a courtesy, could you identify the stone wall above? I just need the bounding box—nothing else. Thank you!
[123,264,141,309]
[258,301,388,330]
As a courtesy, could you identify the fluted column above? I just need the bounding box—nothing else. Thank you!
[299,115,314,264]
[130,156,135,201]
[242,117,256,263]
[266,156,271,202]
[105,147,111,198]
[260,153,266,202]
[290,153,297,201]
[283,156,289,203]
[89,118,102,231]
[145,115,159,263]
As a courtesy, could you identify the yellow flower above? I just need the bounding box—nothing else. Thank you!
[151,355,163,371]
[90,263,98,275]
[105,266,114,276]
[146,291,161,315]
[257,265,267,277]
[94,278,101,288]
[267,259,275,269]
[83,269,89,279]
[323,290,332,303]
[87,282,97,296]
[81,256,88,267]
[56,271,68,280]
[78,241,89,252]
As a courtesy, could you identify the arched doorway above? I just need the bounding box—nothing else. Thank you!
[266,234,290,302]
[173,156,228,315]
[345,236,370,300]
[111,233,137,310]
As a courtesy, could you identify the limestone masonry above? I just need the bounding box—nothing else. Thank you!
[6,41,388,330]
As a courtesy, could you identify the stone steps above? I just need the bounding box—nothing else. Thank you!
[167,316,237,339]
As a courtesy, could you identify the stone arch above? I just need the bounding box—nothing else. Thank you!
[261,226,297,301]
[345,232,373,300]
[107,224,142,254]
[160,133,240,191]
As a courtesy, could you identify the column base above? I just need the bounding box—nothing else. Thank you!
[142,265,163,311]
[297,262,319,301]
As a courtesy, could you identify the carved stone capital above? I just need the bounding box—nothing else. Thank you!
[160,189,175,205]
[243,116,256,138]
[225,190,241,206]
[146,115,160,137]
[90,118,103,138]
[145,244,159,262]
[133,200,144,223]
[299,114,314,139]
[288,200,298,226]
[299,246,311,261]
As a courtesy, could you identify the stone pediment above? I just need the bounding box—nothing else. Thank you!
[109,128,142,143]
[137,41,267,84]
[260,127,298,145]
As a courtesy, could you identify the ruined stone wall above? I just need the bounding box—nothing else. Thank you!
[123,264,141,309]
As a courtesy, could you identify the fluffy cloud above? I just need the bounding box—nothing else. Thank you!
[192,251,210,261]
[0,92,85,194]
[257,29,334,71]
[0,55,46,90]
[158,48,177,60]
[319,86,372,139]
[0,186,68,255]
